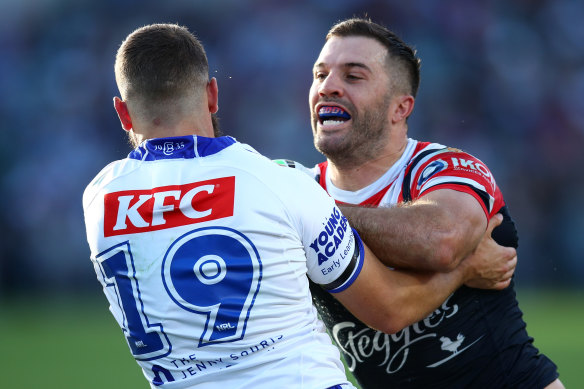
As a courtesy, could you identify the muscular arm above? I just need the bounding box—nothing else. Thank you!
[333,236,515,334]
[340,189,487,272]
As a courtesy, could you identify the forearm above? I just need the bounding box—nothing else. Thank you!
[389,267,466,330]
[340,191,485,272]
[335,243,469,334]
[334,229,515,334]
[383,240,515,330]
[340,202,460,271]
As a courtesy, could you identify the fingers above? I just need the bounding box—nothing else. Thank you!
[492,254,518,290]
[486,213,503,235]
[463,249,517,290]
[492,279,511,290]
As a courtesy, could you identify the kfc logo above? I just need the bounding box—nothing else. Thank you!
[104,176,235,236]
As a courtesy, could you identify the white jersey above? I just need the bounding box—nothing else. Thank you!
[83,135,362,389]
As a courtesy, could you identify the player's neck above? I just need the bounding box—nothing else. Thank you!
[135,115,215,141]
[327,137,408,191]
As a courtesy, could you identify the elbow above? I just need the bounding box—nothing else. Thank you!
[369,310,418,335]
[379,320,408,335]
[428,230,461,272]
[375,317,416,335]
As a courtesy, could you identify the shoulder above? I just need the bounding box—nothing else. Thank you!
[82,156,147,212]
[82,159,125,210]
[220,151,326,208]
[408,142,496,184]
[403,141,502,213]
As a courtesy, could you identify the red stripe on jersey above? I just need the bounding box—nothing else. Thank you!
[407,147,505,218]
[317,161,393,207]
[413,141,433,154]
[103,176,235,237]
[318,161,328,191]
[317,141,506,220]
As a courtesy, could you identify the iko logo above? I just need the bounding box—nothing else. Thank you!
[450,158,490,175]
[450,157,496,189]
[103,176,235,236]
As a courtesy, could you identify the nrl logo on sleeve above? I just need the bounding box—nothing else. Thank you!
[103,176,235,236]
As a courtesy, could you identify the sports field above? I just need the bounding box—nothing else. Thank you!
[1,288,581,388]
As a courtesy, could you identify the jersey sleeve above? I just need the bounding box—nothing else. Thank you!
[408,148,502,218]
[275,166,365,293]
[303,206,365,293]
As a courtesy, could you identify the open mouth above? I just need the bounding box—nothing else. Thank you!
[318,106,351,126]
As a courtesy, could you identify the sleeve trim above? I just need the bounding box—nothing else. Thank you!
[324,228,365,293]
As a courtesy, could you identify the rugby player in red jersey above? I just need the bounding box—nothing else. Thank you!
[284,17,563,389]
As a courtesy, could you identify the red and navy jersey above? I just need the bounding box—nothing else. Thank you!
[303,139,558,388]
[317,141,503,216]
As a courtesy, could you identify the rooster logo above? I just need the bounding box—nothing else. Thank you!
[439,333,465,355]
[428,333,483,368]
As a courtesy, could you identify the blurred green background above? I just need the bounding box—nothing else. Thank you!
[1,289,582,388]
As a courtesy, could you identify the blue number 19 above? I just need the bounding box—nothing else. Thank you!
[96,226,262,363]
[162,226,262,347]
[97,242,171,361]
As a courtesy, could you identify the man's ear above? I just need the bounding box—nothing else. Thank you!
[391,95,415,123]
[207,77,219,114]
[113,96,133,131]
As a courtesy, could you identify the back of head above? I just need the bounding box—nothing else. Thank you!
[114,23,209,114]
[327,18,421,97]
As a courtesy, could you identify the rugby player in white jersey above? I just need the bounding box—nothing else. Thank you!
[83,23,516,389]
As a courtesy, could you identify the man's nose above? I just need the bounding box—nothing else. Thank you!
[319,74,343,97]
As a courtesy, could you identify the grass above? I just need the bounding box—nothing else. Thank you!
[0,296,143,388]
[515,288,584,388]
[0,288,581,388]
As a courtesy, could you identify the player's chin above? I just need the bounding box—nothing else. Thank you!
[317,120,351,134]
[315,131,348,153]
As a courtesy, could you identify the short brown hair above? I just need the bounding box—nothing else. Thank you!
[327,18,421,97]
[114,23,209,103]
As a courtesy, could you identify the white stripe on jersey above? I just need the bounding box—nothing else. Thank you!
[325,139,418,204]
[419,176,495,212]
[403,144,449,189]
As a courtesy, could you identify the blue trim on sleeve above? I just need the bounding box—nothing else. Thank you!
[327,228,365,294]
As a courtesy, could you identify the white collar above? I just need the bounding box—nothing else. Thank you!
[326,138,417,204]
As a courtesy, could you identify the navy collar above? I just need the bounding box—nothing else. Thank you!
[128,135,236,161]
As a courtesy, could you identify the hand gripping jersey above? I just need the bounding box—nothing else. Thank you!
[83,135,363,389]
[288,139,559,389]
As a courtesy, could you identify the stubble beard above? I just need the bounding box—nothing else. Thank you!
[313,96,391,169]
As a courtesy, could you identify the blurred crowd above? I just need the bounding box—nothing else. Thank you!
[1,0,583,298]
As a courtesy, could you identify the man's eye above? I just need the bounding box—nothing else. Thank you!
[347,74,362,80]
[315,73,327,80]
